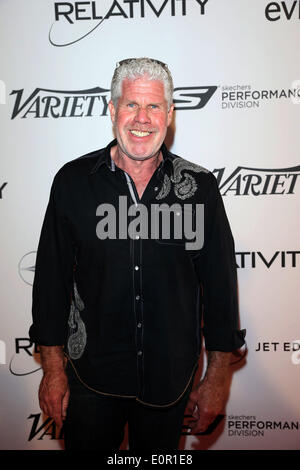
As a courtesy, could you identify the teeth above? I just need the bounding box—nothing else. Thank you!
[130,130,151,137]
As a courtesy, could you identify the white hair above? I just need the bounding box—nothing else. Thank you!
[110,57,174,109]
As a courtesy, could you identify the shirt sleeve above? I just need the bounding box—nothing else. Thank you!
[194,172,246,351]
[29,168,76,346]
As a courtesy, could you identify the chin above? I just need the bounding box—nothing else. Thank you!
[127,153,154,161]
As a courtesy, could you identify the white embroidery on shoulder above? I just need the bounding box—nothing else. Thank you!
[155,157,209,200]
[174,173,198,200]
[156,173,171,200]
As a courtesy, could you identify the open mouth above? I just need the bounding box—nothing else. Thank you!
[130,130,152,137]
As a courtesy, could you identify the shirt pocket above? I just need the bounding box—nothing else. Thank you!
[153,204,196,247]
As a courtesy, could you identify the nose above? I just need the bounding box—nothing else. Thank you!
[134,106,150,124]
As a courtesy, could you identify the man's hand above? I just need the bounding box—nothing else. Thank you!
[39,370,70,427]
[38,345,69,427]
[186,351,231,434]
[186,376,227,433]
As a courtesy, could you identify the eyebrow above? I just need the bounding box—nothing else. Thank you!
[124,100,164,106]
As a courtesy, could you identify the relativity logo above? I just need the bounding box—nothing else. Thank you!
[9,338,41,376]
[50,0,210,47]
[236,251,300,269]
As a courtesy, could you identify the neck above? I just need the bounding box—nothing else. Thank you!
[111,145,162,178]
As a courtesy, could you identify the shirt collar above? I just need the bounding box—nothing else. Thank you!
[89,139,174,175]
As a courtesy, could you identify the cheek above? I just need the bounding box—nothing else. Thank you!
[155,115,168,131]
[116,113,133,130]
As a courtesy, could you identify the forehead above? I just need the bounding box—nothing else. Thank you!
[120,77,166,102]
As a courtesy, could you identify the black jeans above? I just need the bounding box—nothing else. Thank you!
[64,362,192,452]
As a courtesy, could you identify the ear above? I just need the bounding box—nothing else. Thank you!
[108,100,116,123]
[167,104,174,127]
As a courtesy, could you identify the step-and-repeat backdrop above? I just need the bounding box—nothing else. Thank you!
[1,0,299,450]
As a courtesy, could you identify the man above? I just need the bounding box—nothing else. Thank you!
[29,57,245,451]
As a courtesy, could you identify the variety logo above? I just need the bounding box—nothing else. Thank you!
[28,413,64,441]
[265,1,300,21]
[236,251,300,269]
[18,251,36,285]
[10,87,110,120]
[9,338,41,376]
[221,84,300,109]
[9,86,217,119]
[212,165,300,196]
[50,0,210,46]
[227,415,300,437]
[0,182,8,199]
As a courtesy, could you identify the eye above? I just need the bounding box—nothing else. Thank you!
[127,103,136,108]
[149,104,158,109]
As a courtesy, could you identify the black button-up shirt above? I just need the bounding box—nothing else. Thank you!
[29,139,245,407]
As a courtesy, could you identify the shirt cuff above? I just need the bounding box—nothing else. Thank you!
[203,328,246,352]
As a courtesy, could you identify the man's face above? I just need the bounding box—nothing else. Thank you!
[108,77,174,161]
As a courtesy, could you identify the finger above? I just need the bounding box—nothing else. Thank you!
[186,396,197,415]
[50,399,64,427]
[190,415,214,434]
[62,389,70,420]
[185,403,194,416]
[52,410,63,428]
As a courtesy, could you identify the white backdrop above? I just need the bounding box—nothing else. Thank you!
[0,0,299,450]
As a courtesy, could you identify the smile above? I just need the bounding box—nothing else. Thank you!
[130,130,152,137]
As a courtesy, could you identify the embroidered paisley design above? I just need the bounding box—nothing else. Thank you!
[155,157,209,200]
[67,282,87,360]
[174,173,198,200]
[156,173,171,200]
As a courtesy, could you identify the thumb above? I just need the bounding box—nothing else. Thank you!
[186,394,197,416]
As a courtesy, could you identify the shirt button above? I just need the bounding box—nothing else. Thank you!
[136,295,140,300]
[137,322,142,328]
[134,265,139,271]
[154,186,159,192]
[137,350,142,356]
[135,235,140,240]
